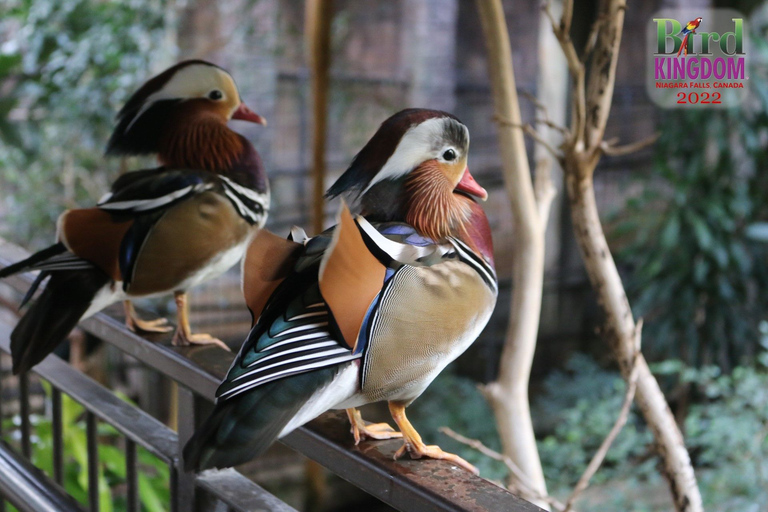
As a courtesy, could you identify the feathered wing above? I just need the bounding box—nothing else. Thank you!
[1,168,266,374]
[10,269,110,374]
[184,206,467,471]
[184,224,360,470]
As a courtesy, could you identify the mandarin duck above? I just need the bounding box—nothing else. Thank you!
[0,60,269,374]
[184,109,497,474]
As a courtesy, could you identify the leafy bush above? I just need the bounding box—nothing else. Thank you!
[532,353,768,510]
[534,354,654,489]
[611,15,768,370]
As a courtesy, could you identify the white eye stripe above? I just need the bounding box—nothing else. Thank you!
[362,118,469,194]
[362,117,446,193]
[123,65,237,131]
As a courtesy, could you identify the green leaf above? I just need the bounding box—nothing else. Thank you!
[138,473,166,512]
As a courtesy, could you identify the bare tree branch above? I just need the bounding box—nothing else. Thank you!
[534,158,558,226]
[582,14,607,59]
[546,0,703,508]
[519,89,571,137]
[493,116,563,159]
[541,1,585,145]
[563,321,643,512]
[440,427,567,511]
[476,1,551,503]
[601,133,660,157]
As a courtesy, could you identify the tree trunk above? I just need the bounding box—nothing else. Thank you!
[305,0,334,234]
[564,169,703,512]
[476,0,551,504]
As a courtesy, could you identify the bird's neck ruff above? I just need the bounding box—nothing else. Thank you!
[404,161,472,243]
[403,161,494,267]
[158,110,245,173]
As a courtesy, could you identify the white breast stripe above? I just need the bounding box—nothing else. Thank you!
[220,353,360,399]
[219,177,269,226]
[98,183,210,212]
[222,187,256,222]
[356,216,453,264]
[220,176,271,207]
[449,238,497,292]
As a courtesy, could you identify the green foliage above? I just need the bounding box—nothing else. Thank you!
[0,0,168,247]
[653,356,768,510]
[613,46,768,368]
[534,354,654,489]
[532,353,768,510]
[5,382,169,511]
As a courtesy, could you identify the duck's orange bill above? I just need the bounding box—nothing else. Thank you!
[455,168,488,201]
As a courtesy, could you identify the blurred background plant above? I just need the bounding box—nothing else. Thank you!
[612,44,768,370]
[0,0,168,247]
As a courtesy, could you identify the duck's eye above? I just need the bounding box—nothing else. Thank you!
[208,90,223,100]
[442,149,457,161]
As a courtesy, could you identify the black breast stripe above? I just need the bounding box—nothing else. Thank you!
[448,237,498,293]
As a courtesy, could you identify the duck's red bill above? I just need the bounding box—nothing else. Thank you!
[455,168,488,201]
[232,103,267,126]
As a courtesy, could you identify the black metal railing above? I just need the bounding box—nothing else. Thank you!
[0,238,541,512]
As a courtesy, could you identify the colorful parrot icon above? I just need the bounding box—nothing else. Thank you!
[677,17,703,57]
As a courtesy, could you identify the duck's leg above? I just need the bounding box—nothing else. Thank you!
[345,408,402,445]
[388,401,478,474]
[124,300,172,333]
[171,291,230,351]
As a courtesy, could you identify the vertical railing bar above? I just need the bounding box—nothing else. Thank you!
[52,387,64,485]
[125,438,138,512]
[0,358,4,438]
[173,385,197,512]
[0,358,4,512]
[86,411,99,512]
[19,372,31,459]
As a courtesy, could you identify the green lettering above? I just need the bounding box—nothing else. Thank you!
[655,18,682,54]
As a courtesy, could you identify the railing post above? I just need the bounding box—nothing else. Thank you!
[173,385,212,512]
[173,385,196,512]
[19,373,31,459]
[51,388,64,486]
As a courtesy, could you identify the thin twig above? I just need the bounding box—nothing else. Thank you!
[562,319,644,512]
[601,133,660,157]
[494,116,562,159]
[520,90,551,118]
[440,427,567,511]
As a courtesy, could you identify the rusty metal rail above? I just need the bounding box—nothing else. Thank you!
[0,238,541,512]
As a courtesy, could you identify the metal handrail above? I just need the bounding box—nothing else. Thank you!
[0,238,541,512]
[0,440,84,512]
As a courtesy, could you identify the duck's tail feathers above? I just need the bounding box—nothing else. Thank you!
[11,268,110,374]
[183,367,338,471]
[0,243,69,279]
